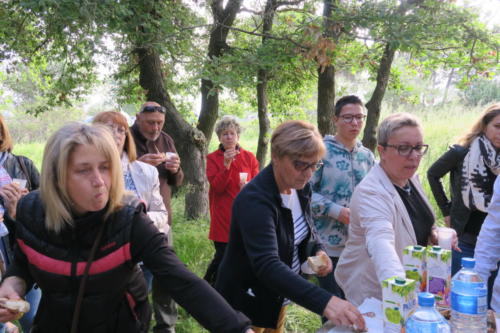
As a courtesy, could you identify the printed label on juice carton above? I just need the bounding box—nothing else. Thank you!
[403,245,427,292]
[382,276,417,333]
[426,245,451,308]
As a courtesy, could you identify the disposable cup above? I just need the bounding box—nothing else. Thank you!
[12,178,27,189]
[165,152,177,161]
[239,172,248,182]
[437,227,454,250]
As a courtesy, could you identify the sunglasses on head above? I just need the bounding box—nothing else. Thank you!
[141,105,166,114]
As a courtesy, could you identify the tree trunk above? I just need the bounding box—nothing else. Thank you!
[362,0,423,151]
[317,65,335,136]
[442,68,455,104]
[197,0,244,145]
[136,47,208,219]
[362,43,396,151]
[256,69,271,169]
[316,0,338,136]
[255,0,277,169]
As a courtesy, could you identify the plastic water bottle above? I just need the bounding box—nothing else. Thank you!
[406,292,451,333]
[450,257,487,332]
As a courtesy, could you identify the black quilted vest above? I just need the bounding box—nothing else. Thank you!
[14,191,150,333]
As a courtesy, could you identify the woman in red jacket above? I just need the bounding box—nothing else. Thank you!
[204,116,259,286]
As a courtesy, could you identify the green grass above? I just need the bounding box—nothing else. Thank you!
[8,104,486,332]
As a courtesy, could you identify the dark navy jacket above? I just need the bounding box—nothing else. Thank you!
[216,164,331,328]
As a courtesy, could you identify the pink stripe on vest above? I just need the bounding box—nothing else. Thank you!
[18,239,132,276]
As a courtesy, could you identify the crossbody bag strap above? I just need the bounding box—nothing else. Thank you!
[70,219,107,333]
[14,155,31,191]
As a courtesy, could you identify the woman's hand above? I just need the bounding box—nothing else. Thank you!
[315,251,332,277]
[337,208,350,225]
[451,229,461,252]
[323,296,366,331]
[0,184,27,220]
[223,148,239,169]
[0,277,26,323]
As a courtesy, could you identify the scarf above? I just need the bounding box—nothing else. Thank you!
[461,134,500,212]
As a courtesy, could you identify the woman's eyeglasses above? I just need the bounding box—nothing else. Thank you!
[381,144,429,156]
[105,124,127,136]
[292,160,324,172]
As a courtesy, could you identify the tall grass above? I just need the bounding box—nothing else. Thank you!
[9,104,486,332]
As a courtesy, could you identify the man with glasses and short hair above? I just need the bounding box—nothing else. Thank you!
[310,95,374,304]
[130,101,183,333]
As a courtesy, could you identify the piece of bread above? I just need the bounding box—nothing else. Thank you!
[0,298,30,313]
[307,252,329,273]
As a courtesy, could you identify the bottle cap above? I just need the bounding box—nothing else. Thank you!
[395,277,406,285]
[432,246,441,251]
[418,292,435,307]
[461,257,475,268]
[414,245,423,250]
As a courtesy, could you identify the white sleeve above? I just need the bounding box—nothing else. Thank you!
[145,168,169,234]
[358,189,406,282]
[474,176,500,283]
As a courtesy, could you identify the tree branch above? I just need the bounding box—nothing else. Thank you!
[218,23,308,49]
[276,0,305,6]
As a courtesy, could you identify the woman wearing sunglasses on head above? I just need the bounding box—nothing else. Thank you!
[335,113,459,306]
[428,103,500,305]
[216,120,366,333]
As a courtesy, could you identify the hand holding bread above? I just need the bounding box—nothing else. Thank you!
[307,251,332,277]
[0,298,29,320]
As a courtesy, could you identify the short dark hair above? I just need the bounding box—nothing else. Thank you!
[334,95,363,116]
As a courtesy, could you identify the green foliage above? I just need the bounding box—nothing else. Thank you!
[460,78,500,106]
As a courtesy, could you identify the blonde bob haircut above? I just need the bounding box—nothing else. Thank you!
[215,115,242,138]
[0,114,13,152]
[41,122,125,233]
[457,102,500,148]
[271,120,325,159]
[377,112,422,146]
[92,110,137,162]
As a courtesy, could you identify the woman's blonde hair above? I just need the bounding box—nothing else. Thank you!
[93,111,137,161]
[457,103,500,147]
[0,115,13,152]
[41,122,125,233]
[271,120,325,159]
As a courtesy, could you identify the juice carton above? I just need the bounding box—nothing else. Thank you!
[402,245,427,292]
[382,276,417,333]
[426,245,451,309]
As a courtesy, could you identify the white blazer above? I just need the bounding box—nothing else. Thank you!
[335,163,434,306]
[126,158,169,235]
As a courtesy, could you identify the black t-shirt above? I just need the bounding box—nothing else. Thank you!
[395,182,435,246]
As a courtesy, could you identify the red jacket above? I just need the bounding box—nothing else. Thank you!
[207,147,259,243]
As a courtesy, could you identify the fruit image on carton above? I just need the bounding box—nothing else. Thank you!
[402,245,427,292]
[426,245,451,309]
[382,276,417,333]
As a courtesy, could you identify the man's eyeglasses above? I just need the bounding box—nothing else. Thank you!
[339,114,366,124]
[141,105,166,114]
[292,160,324,172]
[381,144,429,156]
